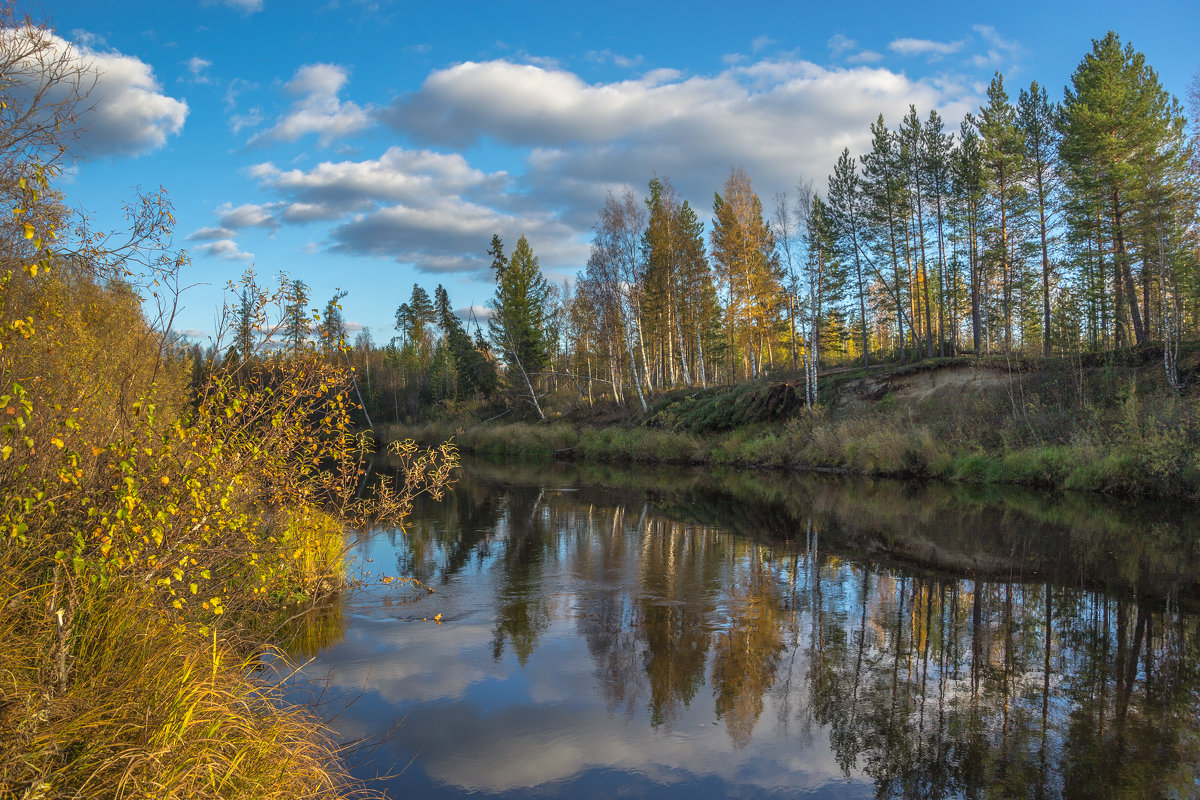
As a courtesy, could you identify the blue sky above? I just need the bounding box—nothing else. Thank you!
[43,0,1200,345]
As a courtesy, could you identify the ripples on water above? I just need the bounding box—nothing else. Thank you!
[282,459,1200,799]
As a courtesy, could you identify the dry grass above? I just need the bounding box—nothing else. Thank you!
[0,560,365,800]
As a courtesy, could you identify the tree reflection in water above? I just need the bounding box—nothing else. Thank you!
[368,456,1200,798]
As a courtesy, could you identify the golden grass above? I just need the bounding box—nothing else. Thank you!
[0,560,365,800]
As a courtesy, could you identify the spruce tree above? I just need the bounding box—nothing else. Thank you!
[488,235,551,418]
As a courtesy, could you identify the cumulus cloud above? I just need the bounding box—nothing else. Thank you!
[251,147,505,210]
[847,50,884,65]
[456,304,492,322]
[83,50,188,154]
[328,196,583,277]
[238,146,583,277]
[377,59,969,176]
[185,226,237,241]
[888,37,965,58]
[376,56,976,229]
[249,63,370,146]
[194,238,253,261]
[215,201,281,230]
[0,28,188,157]
[216,54,980,288]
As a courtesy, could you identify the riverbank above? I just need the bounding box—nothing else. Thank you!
[378,349,1200,500]
[0,277,458,799]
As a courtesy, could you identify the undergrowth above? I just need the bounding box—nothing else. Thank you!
[377,358,1200,500]
[0,160,458,796]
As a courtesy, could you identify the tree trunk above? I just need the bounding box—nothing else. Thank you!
[1112,189,1145,345]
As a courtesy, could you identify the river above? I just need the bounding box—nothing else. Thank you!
[281,457,1200,799]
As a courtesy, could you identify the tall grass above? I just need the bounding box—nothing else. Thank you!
[0,566,359,800]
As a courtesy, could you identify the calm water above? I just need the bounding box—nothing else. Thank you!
[284,459,1200,799]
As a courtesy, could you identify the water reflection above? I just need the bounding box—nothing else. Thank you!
[290,459,1200,799]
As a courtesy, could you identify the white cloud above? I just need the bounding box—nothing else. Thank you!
[215,201,280,230]
[379,57,976,225]
[827,34,857,56]
[84,50,188,155]
[888,37,965,58]
[185,56,214,84]
[971,25,1023,69]
[252,147,505,208]
[328,196,584,277]
[829,35,884,65]
[750,35,775,54]
[847,50,884,65]
[241,147,584,276]
[249,63,370,146]
[185,226,237,241]
[206,0,263,14]
[456,304,492,322]
[194,238,253,261]
[69,29,107,49]
[0,28,188,157]
[216,55,980,291]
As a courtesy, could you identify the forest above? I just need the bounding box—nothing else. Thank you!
[271,32,1198,425]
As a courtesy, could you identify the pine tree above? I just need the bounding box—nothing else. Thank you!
[861,116,914,362]
[952,118,986,353]
[319,289,348,357]
[978,73,1028,354]
[922,110,955,355]
[899,106,935,357]
[1059,32,1190,349]
[799,195,845,407]
[1018,82,1061,356]
[827,148,871,367]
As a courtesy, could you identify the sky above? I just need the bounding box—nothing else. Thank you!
[35,0,1200,346]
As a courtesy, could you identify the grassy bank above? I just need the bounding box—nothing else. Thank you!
[1,266,458,797]
[0,547,352,799]
[0,361,457,799]
[377,351,1200,500]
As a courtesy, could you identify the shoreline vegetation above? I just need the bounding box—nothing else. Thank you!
[1,289,459,800]
[377,347,1200,501]
[0,16,459,798]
